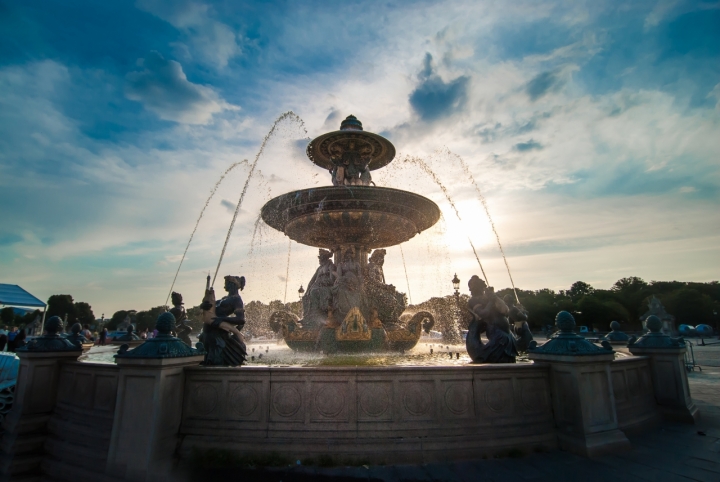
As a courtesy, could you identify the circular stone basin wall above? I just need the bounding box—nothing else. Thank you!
[260,186,441,249]
[178,364,556,464]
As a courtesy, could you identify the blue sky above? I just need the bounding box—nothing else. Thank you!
[1,0,718,315]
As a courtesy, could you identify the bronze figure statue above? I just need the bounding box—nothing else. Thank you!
[301,249,336,329]
[332,248,364,324]
[199,275,247,366]
[465,275,519,363]
[169,291,193,346]
[504,294,534,352]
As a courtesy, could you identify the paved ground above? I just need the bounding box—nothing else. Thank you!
[194,342,720,482]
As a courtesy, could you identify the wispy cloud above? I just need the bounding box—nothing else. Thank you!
[1,0,718,315]
[125,51,238,124]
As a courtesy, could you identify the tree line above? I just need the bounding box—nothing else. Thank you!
[5,277,717,337]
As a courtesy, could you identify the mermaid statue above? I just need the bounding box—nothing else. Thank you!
[465,275,519,363]
[301,249,336,329]
[169,291,193,346]
[199,275,247,366]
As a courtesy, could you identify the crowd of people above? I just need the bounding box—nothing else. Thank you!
[0,326,27,352]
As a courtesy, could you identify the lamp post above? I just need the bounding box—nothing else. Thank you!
[297,285,305,317]
[452,274,461,342]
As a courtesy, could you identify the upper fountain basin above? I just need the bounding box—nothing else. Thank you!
[306,129,396,171]
[261,186,440,249]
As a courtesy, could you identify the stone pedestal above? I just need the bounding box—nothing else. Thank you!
[106,356,203,481]
[106,312,204,482]
[530,353,630,457]
[529,311,629,458]
[0,317,81,481]
[628,314,698,424]
[628,347,698,423]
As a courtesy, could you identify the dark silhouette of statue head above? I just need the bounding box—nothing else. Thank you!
[369,249,386,265]
[45,316,64,335]
[468,275,487,296]
[318,249,333,263]
[224,275,246,292]
[171,291,183,306]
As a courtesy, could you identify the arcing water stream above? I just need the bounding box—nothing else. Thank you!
[164,159,249,306]
[211,111,307,288]
[398,244,412,305]
[445,148,519,303]
[398,155,490,285]
[166,111,519,312]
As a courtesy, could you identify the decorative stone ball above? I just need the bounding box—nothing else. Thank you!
[156,312,176,335]
[340,114,363,131]
[610,320,621,332]
[45,316,63,335]
[71,323,82,335]
[646,315,662,333]
[555,311,576,333]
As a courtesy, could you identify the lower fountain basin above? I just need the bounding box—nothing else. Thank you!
[260,186,440,248]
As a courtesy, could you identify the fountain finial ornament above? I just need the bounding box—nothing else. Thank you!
[528,311,612,356]
[627,315,685,348]
[18,316,80,352]
[65,322,89,348]
[116,312,205,359]
[603,320,630,342]
[340,114,363,131]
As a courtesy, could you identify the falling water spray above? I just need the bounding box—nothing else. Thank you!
[164,160,248,306]
[400,155,490,285]
[212,111,307,287]
[283,238,291,303]
[446,149,519,303]
[399,244,412,305]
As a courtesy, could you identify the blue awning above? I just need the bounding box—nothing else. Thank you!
[0,284,46,308]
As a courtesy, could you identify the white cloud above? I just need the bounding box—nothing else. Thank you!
[137,0,242,69]
[125,51,237,124]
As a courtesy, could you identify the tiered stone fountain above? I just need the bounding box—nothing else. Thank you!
[262,115,440,353]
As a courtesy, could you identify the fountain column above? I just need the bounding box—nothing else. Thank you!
[0,317,81,480]
[628,315,699,423]
[528,312,630,457]
[106,313,204,481]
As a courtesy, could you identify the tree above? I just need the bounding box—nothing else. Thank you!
[74,302,95,326]
[611,278,650,329]
[612,277,648,293]
[135,306,167,332]
[107,310,134,330]
[0,307,15,326]
[47,294,76,322]
[567,281,594,301]
[663,289,715,326]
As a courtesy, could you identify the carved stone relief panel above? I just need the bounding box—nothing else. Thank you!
[190,383,221,418]
[399,380,435,420]
[441,381,473,418]
[518,377,550,415]
[228,381,263,421]
[475,377,514,419]
[94,375,117,412]
[583,370,613,428]
[311,382,349,422]
[357,380,392,421]
[612,370,628,403]
[270,382,305,422]
[72,372,94,409]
